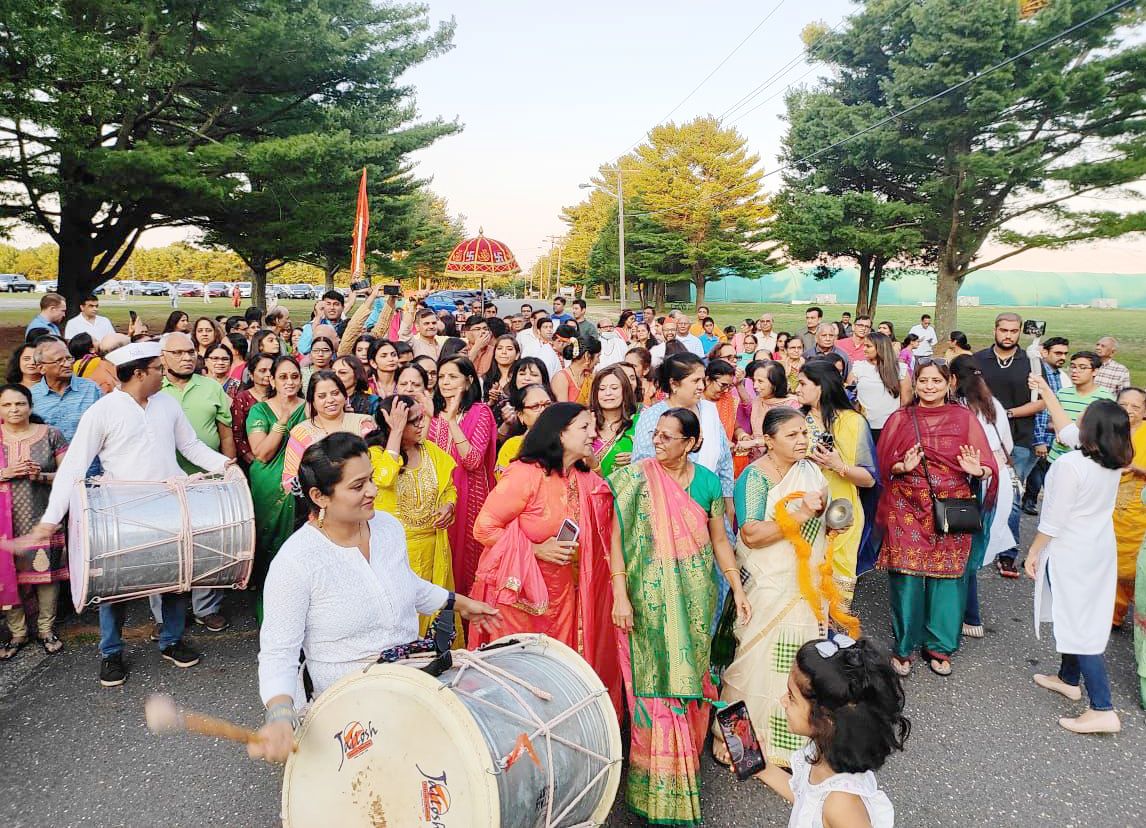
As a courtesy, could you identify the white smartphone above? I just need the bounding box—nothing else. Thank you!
[555,518,580,543]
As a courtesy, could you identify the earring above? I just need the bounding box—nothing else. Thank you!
[317,506,326,528]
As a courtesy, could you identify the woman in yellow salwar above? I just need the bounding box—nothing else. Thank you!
[609,407,750,827]
[713,407,859,774]
[1113,387,1146,628]
[794,360,878,590]
[367,394,460,640]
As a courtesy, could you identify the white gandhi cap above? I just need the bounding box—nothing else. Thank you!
[104,341,161,367]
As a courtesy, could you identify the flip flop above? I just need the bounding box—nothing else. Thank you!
[0,638,27,661]
[923,649,952,677]
[891,656,912,677]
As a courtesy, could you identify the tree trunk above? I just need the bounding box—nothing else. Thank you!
[324,255,338,293]
[934,261,962,336]
[653,281,665,310]
[250,261,268,311]
[854,256,871,316]
[868,260,884,318]
[56,230,97,320]
[692,264,705,307]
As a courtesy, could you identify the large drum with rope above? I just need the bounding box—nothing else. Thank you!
[281,634,623,827]
[67,467,255,610]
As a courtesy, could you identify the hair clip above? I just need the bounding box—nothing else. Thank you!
[287,476,304,497]
[571,339,580,358]
[815,633,857,659]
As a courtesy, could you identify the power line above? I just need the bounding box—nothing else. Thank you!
[628,0,1134,219]
[611,1,789,161]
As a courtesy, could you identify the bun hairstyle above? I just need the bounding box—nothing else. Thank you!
[562,336,602,363]
[794,638,911,774]
[654,352,704,394]
[762,405,803,436]
[296,433,370,516]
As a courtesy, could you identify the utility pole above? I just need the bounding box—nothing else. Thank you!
[545,235,564,298]
[616,168,625,310]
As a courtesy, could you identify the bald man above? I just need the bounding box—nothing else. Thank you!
[1094,336,1131,395]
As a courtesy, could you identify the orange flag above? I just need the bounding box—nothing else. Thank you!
[350,168,369,281]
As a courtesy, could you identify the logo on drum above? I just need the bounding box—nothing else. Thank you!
[334,721,377,771]
[417,765,451,825]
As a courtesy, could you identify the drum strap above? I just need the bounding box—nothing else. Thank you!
[374,604,457,677]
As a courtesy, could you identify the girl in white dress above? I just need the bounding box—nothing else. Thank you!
[1023,387,1133,735]
[757,637,904,828]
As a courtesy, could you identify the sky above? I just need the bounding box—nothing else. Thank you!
[10,0,1145,274]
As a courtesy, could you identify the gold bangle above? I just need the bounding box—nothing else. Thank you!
[722,567,738,576]
[610,570,626,579]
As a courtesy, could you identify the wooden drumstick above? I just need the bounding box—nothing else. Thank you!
[145,693,256,745]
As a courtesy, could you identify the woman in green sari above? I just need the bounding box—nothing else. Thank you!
[609,407,750,826]
[590,365,637,477]
[245,355,306,597]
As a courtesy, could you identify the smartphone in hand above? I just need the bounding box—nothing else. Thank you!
[555,518,580,543]
[716,701,766,780]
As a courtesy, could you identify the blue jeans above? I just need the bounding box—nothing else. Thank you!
[100,593,187,657]
[1059,653,1113,711]
[1001,445,1038,561]
[148,588,222,622]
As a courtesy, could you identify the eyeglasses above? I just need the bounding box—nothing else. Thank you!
[522,400,551,412]
[652,430,690,442]
[39,355,75,365]
[162,349,197,358]
[916,357,947,367]
[1069,362,1095,371]
[206,355,231,361]
[711,380,736,392]
[814,633,856,659]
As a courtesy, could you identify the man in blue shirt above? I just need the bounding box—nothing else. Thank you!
[25,293,66,338]
[550,296,573,325]
[30,338,103,443]
[296,290,349,354]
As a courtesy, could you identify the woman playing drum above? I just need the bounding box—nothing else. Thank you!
[249,433,498,764]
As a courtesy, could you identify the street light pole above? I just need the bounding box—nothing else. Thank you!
[616,168,625,310]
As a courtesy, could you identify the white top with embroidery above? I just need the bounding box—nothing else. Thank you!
[788,745,895,828]
[258,512,448,706]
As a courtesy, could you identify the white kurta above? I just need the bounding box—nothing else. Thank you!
[258,513,449,706]
[978,399,1016,566]
[1033,445,1120,654]
[40,389,229,526]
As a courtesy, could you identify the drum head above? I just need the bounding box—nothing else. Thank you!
[281,664,499,828]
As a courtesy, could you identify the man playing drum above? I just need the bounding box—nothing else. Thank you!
[24,342,231,688]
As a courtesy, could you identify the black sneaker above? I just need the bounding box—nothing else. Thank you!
[161,640,201,668]
[99,653,127,687]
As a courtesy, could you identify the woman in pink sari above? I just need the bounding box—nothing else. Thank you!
[470,402,621,713]
[426,355,497,596]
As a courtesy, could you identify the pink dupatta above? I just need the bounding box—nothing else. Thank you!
[0,439,21,608]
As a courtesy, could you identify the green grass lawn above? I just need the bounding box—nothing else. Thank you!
[1,296,1143,382]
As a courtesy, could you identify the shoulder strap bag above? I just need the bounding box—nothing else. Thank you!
[910,408,982,535]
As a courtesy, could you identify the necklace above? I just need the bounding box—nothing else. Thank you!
[993,347,1015,369]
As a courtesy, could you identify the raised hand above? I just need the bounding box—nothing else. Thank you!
[957,444,983,477]
[901,443,924,473]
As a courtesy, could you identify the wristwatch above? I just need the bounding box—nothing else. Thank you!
[1006,409,1014,419]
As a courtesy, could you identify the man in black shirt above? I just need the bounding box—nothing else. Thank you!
[972,312,1045,578]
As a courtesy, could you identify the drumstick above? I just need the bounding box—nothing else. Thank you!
[145,693,256,745]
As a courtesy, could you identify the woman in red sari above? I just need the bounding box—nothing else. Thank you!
[426,355,497,596]
[876,359,998,678]
[470,402,620,712]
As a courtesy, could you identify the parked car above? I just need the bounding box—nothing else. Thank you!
[202,281,229,297]
[423,289,484,312]
[174,281,202,297]
[131,281,171,296]
[35,280,56,293]
[279,283,316,300]
[0,274,37,293]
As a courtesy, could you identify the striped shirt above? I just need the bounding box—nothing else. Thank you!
[1048,385,1115,462]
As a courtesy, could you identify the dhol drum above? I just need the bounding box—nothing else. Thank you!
[68,467,254,610]
[282,634,623,828]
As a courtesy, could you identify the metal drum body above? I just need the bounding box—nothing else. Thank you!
[68,467,254,610]
[282,634,623,828]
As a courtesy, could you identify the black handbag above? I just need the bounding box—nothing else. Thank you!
[910,409,983,535]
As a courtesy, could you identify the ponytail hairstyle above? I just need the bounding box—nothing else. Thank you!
[793,638,911,774]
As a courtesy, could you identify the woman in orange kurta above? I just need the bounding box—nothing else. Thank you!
[470,402,621,713]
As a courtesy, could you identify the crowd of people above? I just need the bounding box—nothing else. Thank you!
[2,287,1143,827]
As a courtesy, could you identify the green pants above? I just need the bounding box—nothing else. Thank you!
[888,572,967,658]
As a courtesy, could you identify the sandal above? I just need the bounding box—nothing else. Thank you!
[890,656,912,677]
[40,634,64,655]
[962,623,984,639]
[710,738,732,768]
[0,637,27,661]
[923,649,952,677]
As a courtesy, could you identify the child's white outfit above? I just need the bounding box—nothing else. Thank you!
[788,745,895,827]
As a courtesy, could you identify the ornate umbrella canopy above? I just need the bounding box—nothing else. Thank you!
[443,229,520,278]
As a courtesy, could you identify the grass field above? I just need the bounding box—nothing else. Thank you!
[0,296,1142,381]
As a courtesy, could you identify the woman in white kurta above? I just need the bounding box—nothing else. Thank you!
[248,432,498,764]
[1024,381,1132,735]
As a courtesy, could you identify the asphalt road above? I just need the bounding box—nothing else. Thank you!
[1,514,1143,828]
